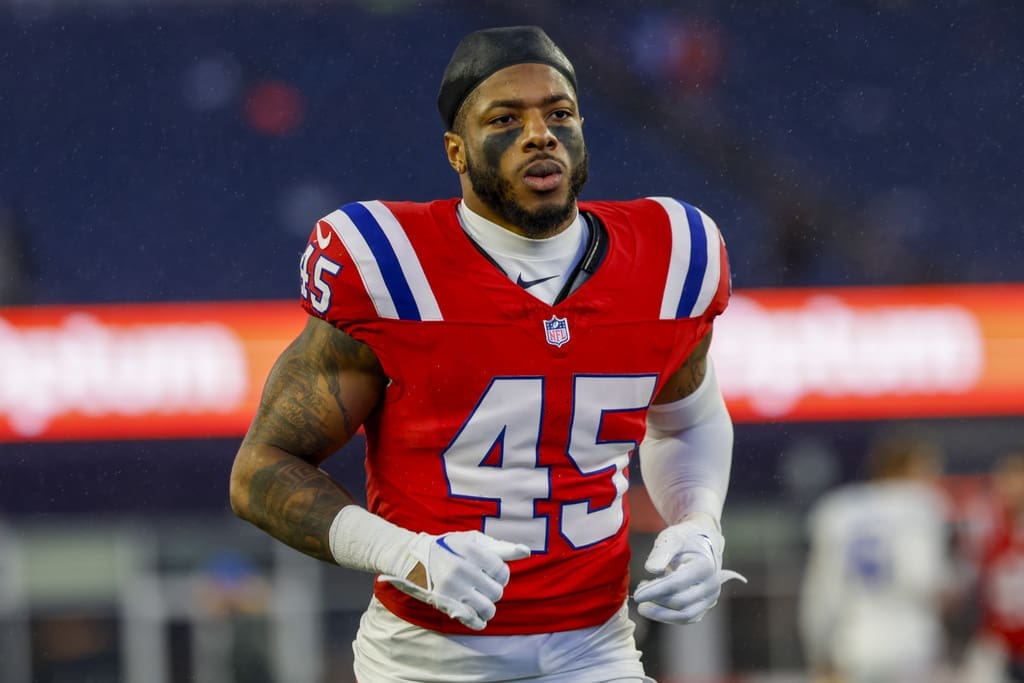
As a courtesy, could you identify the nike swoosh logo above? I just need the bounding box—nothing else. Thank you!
[316,221,332,250]
[516,274,558,289]
[436,536,464,558]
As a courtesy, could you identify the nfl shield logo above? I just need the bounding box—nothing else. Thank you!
[543,315,570,347]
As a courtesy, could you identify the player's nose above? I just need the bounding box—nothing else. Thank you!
[521,110,557,151]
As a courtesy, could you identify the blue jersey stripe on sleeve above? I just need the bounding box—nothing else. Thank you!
[675,200,709,319]
[340,202,422,321]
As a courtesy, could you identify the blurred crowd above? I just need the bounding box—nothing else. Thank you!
[1,2,1021,306]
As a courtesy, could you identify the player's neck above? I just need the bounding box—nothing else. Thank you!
[457,201,583,259]
[460,195,577,239]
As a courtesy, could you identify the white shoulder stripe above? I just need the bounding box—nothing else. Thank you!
[321,208,399,319]
[649,197,723,319]
[320,202,443,321]
[651,197,692,319]
[362,201,443,321]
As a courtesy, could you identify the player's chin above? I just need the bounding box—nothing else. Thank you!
[519,183,569,207]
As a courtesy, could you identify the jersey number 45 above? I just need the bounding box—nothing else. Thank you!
[442,375,658,553]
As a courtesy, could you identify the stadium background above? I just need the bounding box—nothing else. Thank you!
[0,1,1021,681]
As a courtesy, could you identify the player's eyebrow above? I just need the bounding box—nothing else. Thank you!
[483,93,575,112]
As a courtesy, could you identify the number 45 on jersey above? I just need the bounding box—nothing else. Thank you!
[443,375,658,553]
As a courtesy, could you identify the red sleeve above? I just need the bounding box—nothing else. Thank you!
[705,216,732,321]
[298,215,379,328]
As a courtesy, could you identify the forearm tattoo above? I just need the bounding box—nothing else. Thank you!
[247,459,346,561]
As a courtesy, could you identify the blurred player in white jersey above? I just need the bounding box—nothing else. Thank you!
[799,431,953,683]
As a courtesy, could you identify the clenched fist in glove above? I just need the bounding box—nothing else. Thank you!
[329,506,530,631]
[378,531,531,631]
[634,513,746,624]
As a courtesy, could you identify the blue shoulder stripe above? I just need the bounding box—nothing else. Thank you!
[340,202,421,321]
[649,196,723,320]
[675,200,709,319]
[318,201,442,321]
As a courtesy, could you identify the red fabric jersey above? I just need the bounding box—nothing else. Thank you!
[978,513,1024,655]
[299,197,730,635]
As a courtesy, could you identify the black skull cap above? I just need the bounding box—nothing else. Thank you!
[437,26,577,130]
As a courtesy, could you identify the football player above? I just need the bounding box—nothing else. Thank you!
[962,452,1024,683]
[799,432,953,683]
[230,26,742,682]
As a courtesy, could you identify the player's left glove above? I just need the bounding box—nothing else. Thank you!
[633,513,746,624]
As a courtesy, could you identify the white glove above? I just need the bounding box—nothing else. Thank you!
[634,514,746,624]
[378,531,531,631]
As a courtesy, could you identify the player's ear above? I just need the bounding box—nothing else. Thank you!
[444,131,467,174]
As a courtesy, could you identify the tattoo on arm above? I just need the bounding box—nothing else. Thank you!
[247,458,347,562]
[234,317,386,562]
[247,352,342,456]
[671,355,707,399]
[246,317,385,458]
[656,329,713,404]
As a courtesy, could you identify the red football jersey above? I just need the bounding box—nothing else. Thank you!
[978,515,1024,655]
[300,197,730,635]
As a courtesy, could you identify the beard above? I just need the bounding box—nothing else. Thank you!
[466,148,590,238]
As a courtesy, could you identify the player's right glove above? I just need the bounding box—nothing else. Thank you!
[329,506,530,631]
[378,530,531,631]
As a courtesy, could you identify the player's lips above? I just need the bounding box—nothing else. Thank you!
[522,159,564,192]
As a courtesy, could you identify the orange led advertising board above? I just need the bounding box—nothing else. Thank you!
[0,284,1021,441]
[0,301,305,442]
[715,284,1024,422]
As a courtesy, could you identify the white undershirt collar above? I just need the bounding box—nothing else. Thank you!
[456,201,588,305]
[457,201,584,260]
